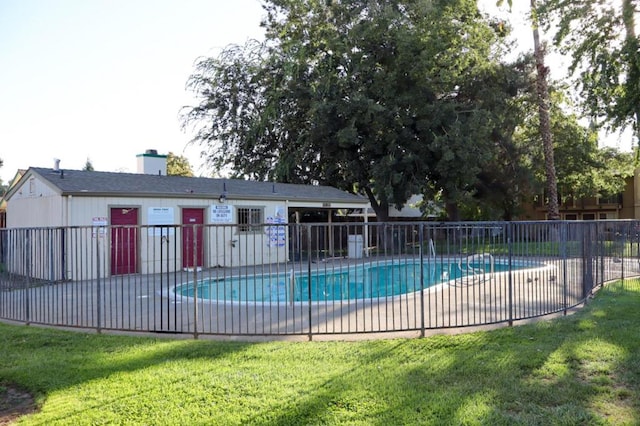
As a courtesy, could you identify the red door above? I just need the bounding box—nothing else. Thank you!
[110,207,139,275]
[182,208,204,269]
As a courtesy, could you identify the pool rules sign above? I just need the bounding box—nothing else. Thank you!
[210,205,234,223]
[266,205,287,247]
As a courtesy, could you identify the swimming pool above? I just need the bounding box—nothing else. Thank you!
[173,257,535,303]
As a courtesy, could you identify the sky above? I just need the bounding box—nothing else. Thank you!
[0,0,633,185]
[0,0,266,184]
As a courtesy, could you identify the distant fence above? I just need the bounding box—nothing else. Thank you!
[1,221,639,339]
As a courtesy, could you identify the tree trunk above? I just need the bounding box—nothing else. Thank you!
[364,187,389,222]
[364,187,395,251]
[622,0,640,156]
[531,0,560,220]
[445,202,461,222]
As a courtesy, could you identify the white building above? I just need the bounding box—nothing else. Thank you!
[3,154,369,280]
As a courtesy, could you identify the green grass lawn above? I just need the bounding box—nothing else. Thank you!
[450,240,638,258]
[395,239,639,259]
[2,280,640,425]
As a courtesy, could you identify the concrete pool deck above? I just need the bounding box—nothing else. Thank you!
[1,255,638,341]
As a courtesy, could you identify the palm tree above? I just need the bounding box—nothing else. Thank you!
[498,0,560,219]
[530,0,559,219]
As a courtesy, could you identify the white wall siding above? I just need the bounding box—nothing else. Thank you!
[7,193,64,228]
[5,173,369,282]
[9,195,290,279]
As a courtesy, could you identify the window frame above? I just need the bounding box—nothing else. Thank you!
[236,206,264,233]
[597,193,623,205]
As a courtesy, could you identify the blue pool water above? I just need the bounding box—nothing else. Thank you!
[173,259,531,303]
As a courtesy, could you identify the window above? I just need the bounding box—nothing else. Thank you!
[237,207,263,232]
[598,193,623,205]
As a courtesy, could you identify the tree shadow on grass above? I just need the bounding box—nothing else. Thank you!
[0,327,253,419]
[253,282,640,425]
[0,382,37,425]
[1,281,639,424]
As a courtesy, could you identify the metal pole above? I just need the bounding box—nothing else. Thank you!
[419,223,425,337]
[25,229,31,325]
[96,227,101,333]
[193,225,199,339]
[160,228,164,330]
[621,223,626,281]
[561,222,568,315]
[582,223,594,301]
[167,231,173,332]
[507,223,513,326]
[307,224,313,341]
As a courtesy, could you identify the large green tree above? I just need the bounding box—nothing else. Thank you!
[538,0,640,152]
[468,56,540,220]
[183,0,518,221]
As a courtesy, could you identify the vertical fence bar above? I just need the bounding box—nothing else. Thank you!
[193,224,199,339]
[306,224,313,341]
[561,222,568,315]
[621,222,626,281]
[167,229,174,333]
[24,229,31,325]
[507,222,513,327]
[159,226,164,332]
[419,223,425,337]
[584,222,594,301]
[95,227,102,333]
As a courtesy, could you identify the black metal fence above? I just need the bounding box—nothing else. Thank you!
[1,221,639,339]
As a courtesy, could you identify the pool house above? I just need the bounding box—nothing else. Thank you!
[2,153,370,281]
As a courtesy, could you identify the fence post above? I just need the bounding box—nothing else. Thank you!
[306,224,313,341]
[598,222,605,287]
[582,223,594,301]
[419,223,425,337]
[167,230,173,333]
[24,229,31,325]
[96,228,101,333]
[620,223,626,282]
[159,227,165,330]
[507,222,513,326]
[193,225,199,339]
[561,222,568,315]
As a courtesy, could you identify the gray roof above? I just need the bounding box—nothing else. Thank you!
[26,167,368,205]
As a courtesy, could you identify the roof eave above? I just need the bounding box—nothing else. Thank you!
[58,190,368,205]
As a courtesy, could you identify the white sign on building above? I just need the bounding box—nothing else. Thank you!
[266,205,287,247]
[147,207,175,236]
[91,216,108,238]
[210,204,234,224]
